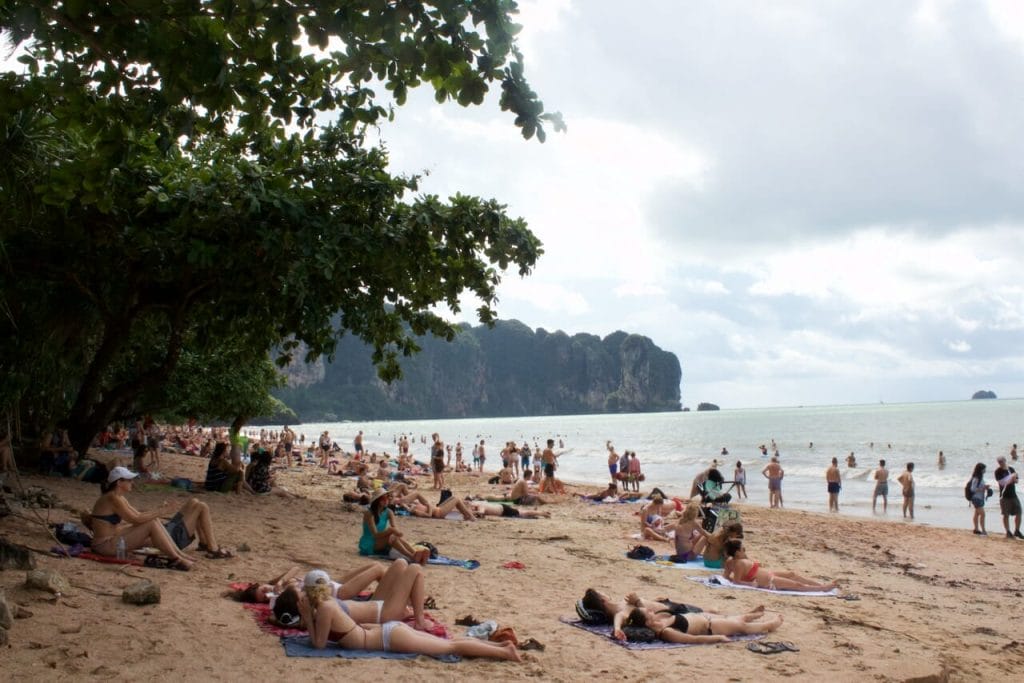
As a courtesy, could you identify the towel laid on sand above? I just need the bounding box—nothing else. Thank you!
[687,574,839,596]
[559,616,764,650]
[280,635,459,661]
[624,553,714,571]
[369,553,480,570]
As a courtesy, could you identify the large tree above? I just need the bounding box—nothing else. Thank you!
[0,1,562,452]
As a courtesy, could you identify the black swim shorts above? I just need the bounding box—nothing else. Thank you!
[500,504,520,518]
[164,512,194,549]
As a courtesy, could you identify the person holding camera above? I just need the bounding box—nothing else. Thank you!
[968,462,993,536]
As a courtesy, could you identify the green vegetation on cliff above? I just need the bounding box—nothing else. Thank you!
[273,320,682,420]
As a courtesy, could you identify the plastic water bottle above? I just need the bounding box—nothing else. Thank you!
[116,536,127,561]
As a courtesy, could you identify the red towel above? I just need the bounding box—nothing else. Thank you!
[502,561,526,570]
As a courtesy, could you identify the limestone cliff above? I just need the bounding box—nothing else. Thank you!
[274,320,682,420]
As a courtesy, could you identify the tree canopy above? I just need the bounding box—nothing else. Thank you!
[0,1,562,451]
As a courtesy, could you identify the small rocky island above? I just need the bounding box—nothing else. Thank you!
[696,402,720,411]
[971,390,997,400]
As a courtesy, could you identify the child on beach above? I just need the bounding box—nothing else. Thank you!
[733,461,747,499]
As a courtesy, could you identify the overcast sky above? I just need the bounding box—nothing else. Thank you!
[367,0,1024,409]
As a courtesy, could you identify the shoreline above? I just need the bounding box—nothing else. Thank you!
[2,450,1022,680]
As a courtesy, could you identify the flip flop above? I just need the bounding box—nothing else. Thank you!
[837,594,861,601]
[519,637,546,651]
[455,614,481,627]
[747,641,800,654]
[423,596,439,610]
[205,548,235,560]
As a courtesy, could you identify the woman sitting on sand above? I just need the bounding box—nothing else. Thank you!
[577,482,620,502]
[615,605,783,644]
[639,495,676,542]
[670,502,710,563]
[228,562,387,603]
[701,521,744,569]
[245,446,300,498]
[295,570,521,661]
[87,466,233,570]
[359,490,430,564]
[272,562,430,631]
[723,539,838,591]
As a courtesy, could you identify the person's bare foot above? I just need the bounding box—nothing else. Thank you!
[500,640,523,662]
[751,604,766,614]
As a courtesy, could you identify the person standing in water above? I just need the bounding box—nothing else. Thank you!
[762,457,784,509]
[825,457,841,512]
[897,463,915,520]
[872,459,889,513]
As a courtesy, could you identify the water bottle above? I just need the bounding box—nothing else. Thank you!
[116,536,127,561]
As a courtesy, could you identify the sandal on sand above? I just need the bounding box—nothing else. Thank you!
[519,638,546,651]
[837,594,861,601]
[205,548,235,560]
[747,641,799,655]
[423,596,438,610]
[455,614,481,627]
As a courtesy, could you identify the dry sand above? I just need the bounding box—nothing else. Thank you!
[2,450,1023,682]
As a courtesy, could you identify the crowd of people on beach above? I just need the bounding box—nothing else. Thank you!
[13,418,1022,665]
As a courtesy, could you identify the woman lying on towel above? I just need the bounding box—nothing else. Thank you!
[578,588,720,625]
[272,562,430,631]
[227,562,387,603]
[615,605,783,644]
[393,491,477,521]
[723,539,838,592]
[469,501,551,519]
[86,466,232,570]
[298,569,521,661]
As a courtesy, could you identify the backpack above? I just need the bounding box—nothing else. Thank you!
[964,479,974,501]
[626,544,655,560]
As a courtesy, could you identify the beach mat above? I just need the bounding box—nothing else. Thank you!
[368,553,480,570]
[687,575,839,596]
[280,635,459,662]
[559,616,763,650]
[624,553,715,572]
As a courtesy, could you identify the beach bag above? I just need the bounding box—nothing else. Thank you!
[627,544,655,560]
[964,480,973,501]
[575,599,609,624]
[52,522,92,547]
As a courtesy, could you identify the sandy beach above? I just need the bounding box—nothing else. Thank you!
[2,450,1023,682]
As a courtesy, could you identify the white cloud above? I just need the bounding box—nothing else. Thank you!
[947,340,972,352]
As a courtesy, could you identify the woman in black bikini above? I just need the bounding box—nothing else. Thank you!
[297,571,521,660]
[87,466,231,570]
[616,605,783,644]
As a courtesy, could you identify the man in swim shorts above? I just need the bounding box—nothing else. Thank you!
[897,462,915,520]
[825,457,841,512]
[872,459,889,513]
[762,457,784,508]
[994,456,1022,539]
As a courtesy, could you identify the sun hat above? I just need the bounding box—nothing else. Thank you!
[369,488,390,505]
[304,569,331,588]
[107,466,139,484]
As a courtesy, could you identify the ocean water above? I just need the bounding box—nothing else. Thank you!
[287,399,1023,531]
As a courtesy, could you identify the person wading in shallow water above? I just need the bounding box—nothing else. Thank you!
[825,457,841,513]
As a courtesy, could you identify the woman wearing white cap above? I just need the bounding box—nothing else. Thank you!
[295,569,521,661]
[86,466,231,569]
[272,560,429,631]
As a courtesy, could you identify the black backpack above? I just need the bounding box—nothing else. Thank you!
[964,479,974,501]
[627,544,655,560]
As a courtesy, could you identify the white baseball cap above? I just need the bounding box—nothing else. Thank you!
[304,569,331,588]
[107,466,139,484]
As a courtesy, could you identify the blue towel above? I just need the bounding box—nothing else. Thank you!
[429,555,480,570]
[281,635,459,662]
